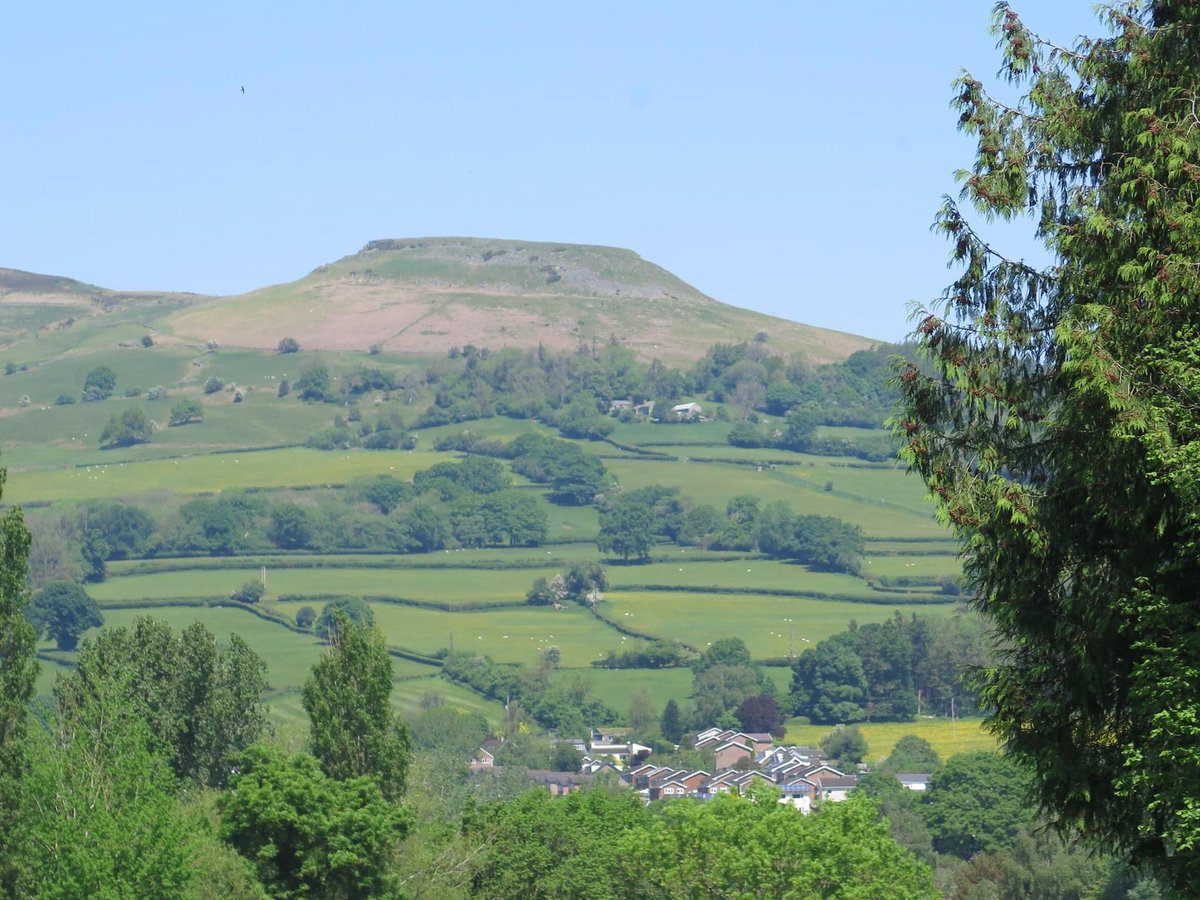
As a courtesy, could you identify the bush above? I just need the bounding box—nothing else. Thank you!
[231,580,265,603]
[141,335,154,348]
[54,393,75,406]
[316,597,374,640]
[203,376,224,394]
[277,337,300,354]
[296,606,317,629]
[82,365,117,402]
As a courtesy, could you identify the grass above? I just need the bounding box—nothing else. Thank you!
[89,565,562,606]
[271,599,629,669]
[601,591,956,659]
[782,718,996,763]
[3,447,451,504]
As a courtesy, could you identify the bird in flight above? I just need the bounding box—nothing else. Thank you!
[240,85,245,94]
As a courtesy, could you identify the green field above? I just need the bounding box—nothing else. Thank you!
[2,302,971,735]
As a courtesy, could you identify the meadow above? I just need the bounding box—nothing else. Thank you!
[2,320,973,740]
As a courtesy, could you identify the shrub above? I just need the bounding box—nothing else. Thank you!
[231,580,265,603]
[82,365,117,401]
[277,337,300,354]
[141,335,154,348]
[296,606,317,629]
[54,393,75,406]
[203,376,224,394]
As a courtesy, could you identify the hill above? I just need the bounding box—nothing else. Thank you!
[160,238,873,365]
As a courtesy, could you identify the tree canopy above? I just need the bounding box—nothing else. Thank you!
[302,614,411,801]
[27,580,102,650]
[894,3,1200,886]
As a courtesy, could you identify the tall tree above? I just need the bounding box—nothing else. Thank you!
[302,614,411,800]
[56,617,269,788]
[0,463,37,894]
[894,3,1200,886]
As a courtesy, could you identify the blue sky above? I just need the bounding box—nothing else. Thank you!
[2,2,1101,343]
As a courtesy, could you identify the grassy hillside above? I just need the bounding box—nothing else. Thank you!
[162,238,872,365]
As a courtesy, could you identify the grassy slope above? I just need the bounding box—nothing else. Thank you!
[160,238,874,366]
[2,254,969,733]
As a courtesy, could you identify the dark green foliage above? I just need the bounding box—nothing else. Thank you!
[177,494,262,556]
[0,465,37,893]
[693,636,752,674]
[790,614,987,724]
[140,334,154,348]
[268,502,313,549]
[220,745,409,899]
[660,698,684,744]
[315,596,374,640]
[99,407,151,448]
[295,605,316,629]
[593,640,688,670]
[276,337,300,353]
[597,493,656,560]
[525,576,553,605]
[449,491,547,547]
[921,752,1035,860]
[820,724,868,768]
[791,632,868,723]
[203,376,224,394]
[55,618,269,788]
[892,5,1200,886]
[302,614,411,800]
[276,377,289,398]
[83,500,157,560]
[294,364,330,401]
[169,398,204,425]
[81,365,116,401]
[357,474,411,514]
[563,561,606,600]
[230,580,265,603]
[54,393,75,405]
[27,580,102,650]
[885,735,942,773]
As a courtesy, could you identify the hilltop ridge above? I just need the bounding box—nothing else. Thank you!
[2,238,876,365]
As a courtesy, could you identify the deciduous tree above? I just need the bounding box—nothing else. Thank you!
[27,580,102,650]
[302,614,411,800]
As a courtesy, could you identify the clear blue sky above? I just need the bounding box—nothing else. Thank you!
[1,2,1101,343]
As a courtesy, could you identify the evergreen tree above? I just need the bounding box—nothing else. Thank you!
[895,3,1200,885]
[660,699,684,744]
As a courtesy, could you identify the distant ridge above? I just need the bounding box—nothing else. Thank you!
[4,239,877,364]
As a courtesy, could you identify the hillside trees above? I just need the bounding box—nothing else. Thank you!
[893,3,1200,885]
[99,407,152,448]
[790,614,987,724]
[81,365,116,401]
[169,398,204,425]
